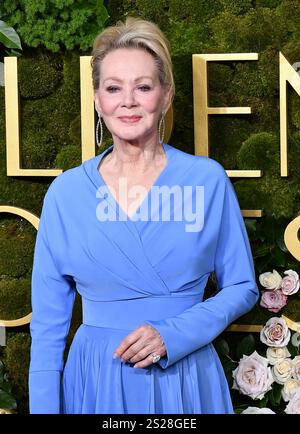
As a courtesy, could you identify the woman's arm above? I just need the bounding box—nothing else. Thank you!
[144,169,259,369]
[29,187,76,413]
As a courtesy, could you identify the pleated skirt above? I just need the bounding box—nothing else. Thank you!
[61,324,234,414]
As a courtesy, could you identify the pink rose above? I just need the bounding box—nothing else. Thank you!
[292,356,300,381]
[260,317,291,347]
[232,351,274,400]
[285,391,300,414]
[260,289,288,313]
[281,270,299,296]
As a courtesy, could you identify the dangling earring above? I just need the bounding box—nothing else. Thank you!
[158,110,166,145]
[96,111,103,148]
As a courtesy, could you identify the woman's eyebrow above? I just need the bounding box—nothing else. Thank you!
[103,76,154,83]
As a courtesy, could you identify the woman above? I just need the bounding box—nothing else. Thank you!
[28,16,259,414]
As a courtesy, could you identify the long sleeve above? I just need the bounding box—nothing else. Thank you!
[28,186,76,413]
[144,168,259,369]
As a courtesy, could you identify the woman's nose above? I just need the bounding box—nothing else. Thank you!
[121,89,137,107]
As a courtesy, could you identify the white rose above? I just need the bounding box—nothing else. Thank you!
[285,390,300,414]
[281,270,300,296]
[260,317,291,347]
[272,358,293,384]
[241,406,275,414]
[259,269,282,290]
[266,347,291,365]
[292,355,300,381]
[232,351,274,400]
[281,379,300,402]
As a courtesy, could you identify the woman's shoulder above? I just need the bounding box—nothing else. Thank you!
[43,159,89,201]
[170,144,227,180]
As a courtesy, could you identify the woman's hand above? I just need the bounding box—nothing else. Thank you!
[113,323,166,368]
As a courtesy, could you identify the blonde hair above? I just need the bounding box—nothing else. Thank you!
[90,16,175,102]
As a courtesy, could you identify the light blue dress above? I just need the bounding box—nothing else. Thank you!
[28,143,259,414]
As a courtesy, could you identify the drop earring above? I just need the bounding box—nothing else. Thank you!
[158,110,165,145]
[96,111,103,148]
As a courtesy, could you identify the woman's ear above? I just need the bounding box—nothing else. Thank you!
[94,92,102,114]
[163,86,174,114]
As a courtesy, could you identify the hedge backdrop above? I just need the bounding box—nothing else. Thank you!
[0,0,299,414]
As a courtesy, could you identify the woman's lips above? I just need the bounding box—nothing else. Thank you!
[118,116,142,123]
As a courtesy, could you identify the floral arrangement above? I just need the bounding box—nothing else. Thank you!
[0,357,17,412]
[232,316,300,414]
[259,269,299,313]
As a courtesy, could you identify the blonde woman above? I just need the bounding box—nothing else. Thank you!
[28,16,259,414]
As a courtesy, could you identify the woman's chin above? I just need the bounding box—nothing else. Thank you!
[112,132,154,143]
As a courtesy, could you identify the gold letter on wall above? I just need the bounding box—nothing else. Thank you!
[4,57,63,177]
[284,216,300,262]
[192,53,262,218]
[0,205,39,327]
[279,52,300,177]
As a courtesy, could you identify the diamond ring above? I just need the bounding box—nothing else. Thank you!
[151,353,161,363]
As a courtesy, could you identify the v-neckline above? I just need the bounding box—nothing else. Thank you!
[95,142,173,223]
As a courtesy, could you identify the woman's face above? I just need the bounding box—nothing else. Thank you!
[94,48,172,146]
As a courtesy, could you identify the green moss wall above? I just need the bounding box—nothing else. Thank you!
[0,0,299,413]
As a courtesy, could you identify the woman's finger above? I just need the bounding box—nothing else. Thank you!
[120,330,161,362]
[114,324,158,360]
[113,328,143,359]
[128,338,165,363]
[132,344,166,369]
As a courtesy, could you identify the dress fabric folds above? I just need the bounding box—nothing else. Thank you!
[28,143,259,414]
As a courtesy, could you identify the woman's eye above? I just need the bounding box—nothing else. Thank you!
[138,85,151,91]
[106,86,119,93]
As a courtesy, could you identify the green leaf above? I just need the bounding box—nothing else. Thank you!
[214,338,230,356]
[256,394,269,408]
[288,332,300,356]
[0,20,22,50]
[234,403,255,413]
[236,334,256,360]
[256,259,271,274]
[234,407,246,414]
[219,355,237,388]
[253,244,270,258]
[270,249,286,268]
[7,48,22,57]
[263,216,277,242]
[0,361,4,383]
[276,237,289,254]
[287,342,298,357]
[269,383,283,407]
[0,381,12,394]
[95,0,110,24]
[245,218,257,235]
[0,389,17,410]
